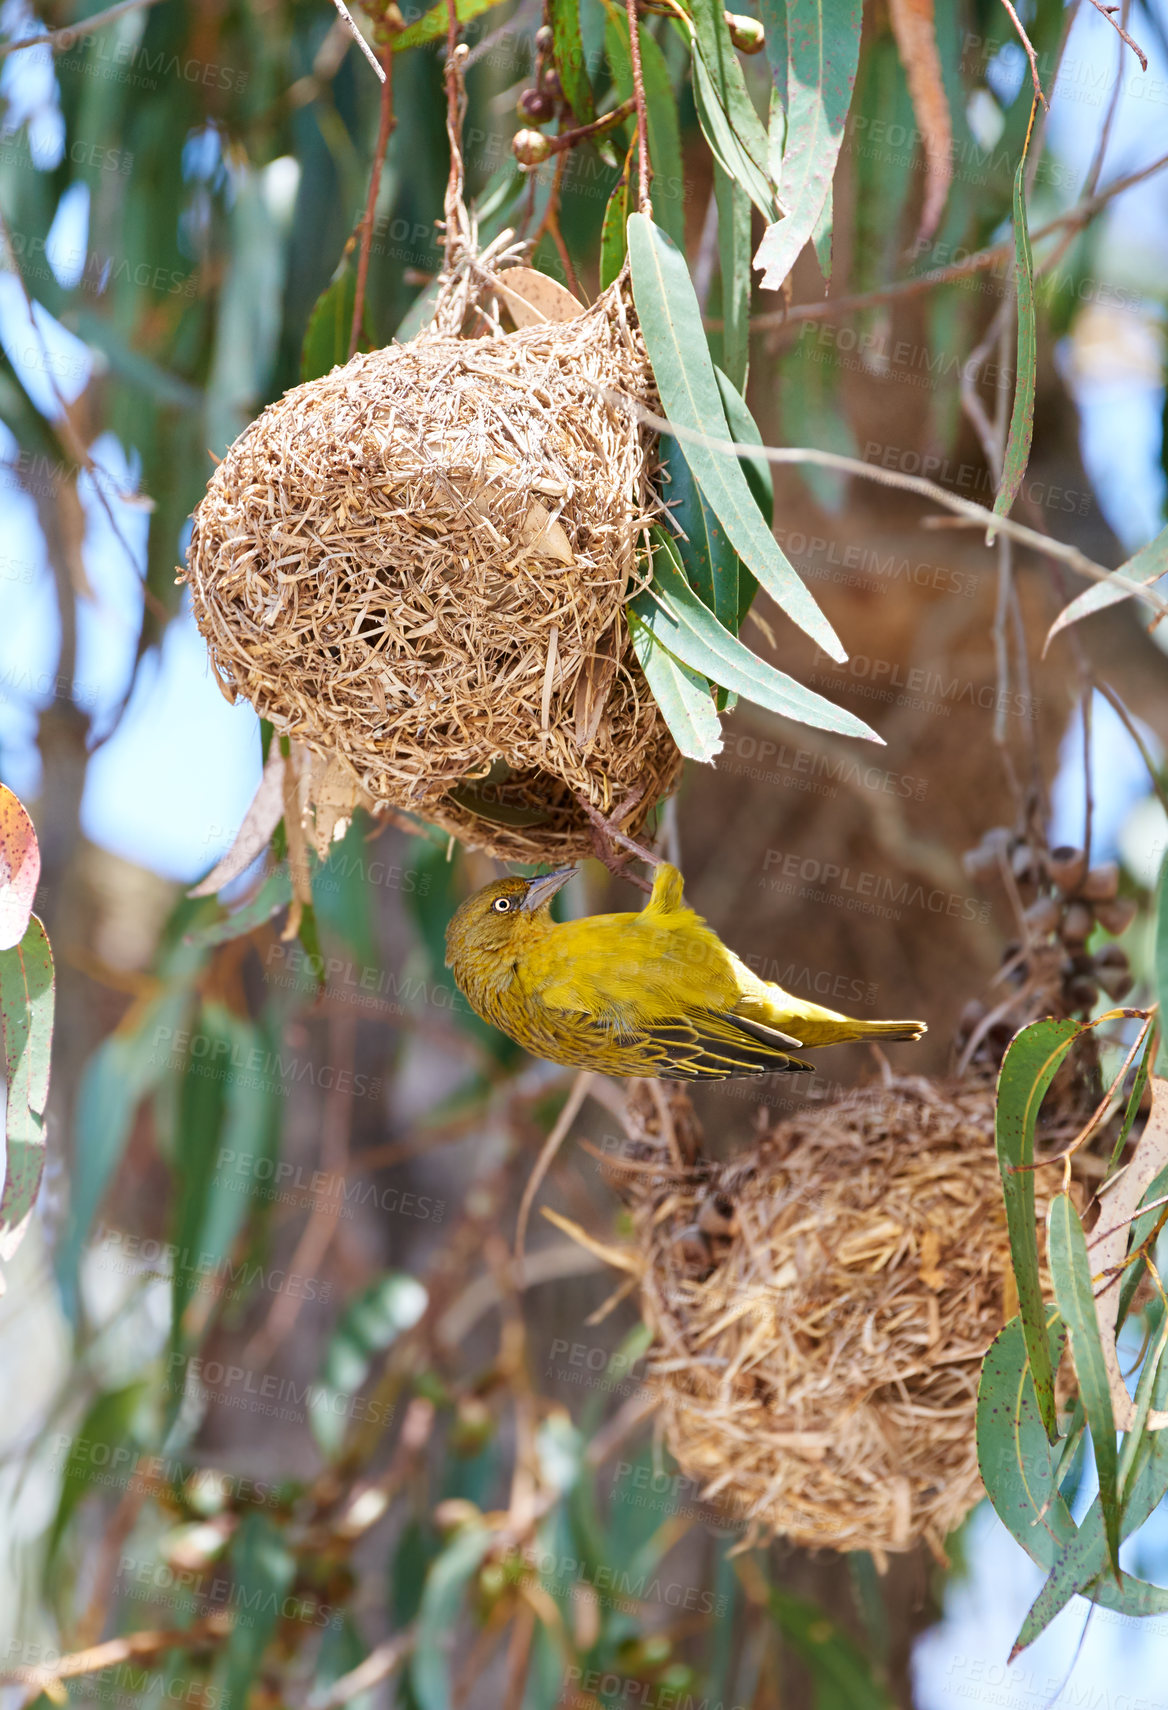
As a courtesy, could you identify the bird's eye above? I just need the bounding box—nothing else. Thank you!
[492,896,512,913]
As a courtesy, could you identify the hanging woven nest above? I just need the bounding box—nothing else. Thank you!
[183,262,681,863]
[622,1078,1059,1564]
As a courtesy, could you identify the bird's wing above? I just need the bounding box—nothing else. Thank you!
[611,1010,813,1080]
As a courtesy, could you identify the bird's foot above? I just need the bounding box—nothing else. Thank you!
[575,787,661,892]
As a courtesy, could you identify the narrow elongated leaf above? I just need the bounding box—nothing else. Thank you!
[714,366,773,524]
[690,51,779,225]
[767,1585,894,1709]
[1048,1192,1120,1574]
[217,1514,296,1710]
[1046,522,1168,653]
[47,1382,148,1562]
[887,0,952,244]
[661,443,738,631]
[600,171,629,289]
[1158,848,1168,1078]
[632,531,879,740]
[0,915,54,1268]
[549,0,595,122]
[977,1317,1077,1568]
[994,107,1038,521]
[185,871,293,950]
[628,214,844,660]
[754,0,862,290]
[686,0,775,190]
[629,609,723,763]
[995,1017,1081,1439]
[393,0,507,51]
[410,1524,494,1710]
[1014,1314,1168,1651]
[311,1273,427,1458]
[714,164,751,391]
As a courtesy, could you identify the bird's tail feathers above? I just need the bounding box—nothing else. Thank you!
[854,1019,928,1043]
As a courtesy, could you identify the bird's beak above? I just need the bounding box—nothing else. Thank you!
[522,866,576,912]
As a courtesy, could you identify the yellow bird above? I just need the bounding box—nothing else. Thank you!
[445,862,926,1080]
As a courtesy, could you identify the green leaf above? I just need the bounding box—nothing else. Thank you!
[185,871,293,950]
[1048,1192,1121,1575]
[1107,1023,1155,1175]
[1045,522,1168,651]
[754,0,862,291]
[995,1017,1082,1439]
[993,116,1037,521]
[0,914,54,1269]
[661,441,739,632]
[393,0,507,52]
[632,529,879,740]
[301,255,372,383]
[311,1273,427,1459]
[600,171,630,290]
[409,1523,493,1710]
[216,1513,296,1710]
[766,1584,894,1709]
[780,336,860,513]
[683,0,778,223]
[977,1317,1077,1567]
[549,0,595,122]
[396,278,444,341]
[630,609,723,763]
[47,1382,148,1563]
[714,366,773,525]
[628,214,844,660]
[1013,1312,1168,1652]
[714,164,751,391]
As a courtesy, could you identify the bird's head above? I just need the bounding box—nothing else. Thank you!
[445,867,575,969]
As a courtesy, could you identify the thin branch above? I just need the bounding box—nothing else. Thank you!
[998,0,1050,108]
[1086,0,1148,69]
[541,96,637,155]
[604,389,1168,614]
[1092,679,1168,819]
[513,1070,594,1267]
[307,1629,414,1710]
[330,0,387,81]
[1,1615,232,1697]
[747,149,1168,332]
[350,45,396,359]
[625,0,652,215]
[0,0,163,63]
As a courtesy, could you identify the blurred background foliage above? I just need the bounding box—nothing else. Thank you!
[3,0,1168,1704]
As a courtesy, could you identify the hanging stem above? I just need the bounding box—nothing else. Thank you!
[349,44,396,360]
[443,0,469,270]
[625,0,653,216]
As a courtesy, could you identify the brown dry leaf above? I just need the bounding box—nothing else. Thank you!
[298,748,377,861]
[917,1228,947,1290]
[1086,1074,1168,1431]
[492,267,586,327]
[188,748,285,897]
[519,500,574,565]
[887,0,953,246]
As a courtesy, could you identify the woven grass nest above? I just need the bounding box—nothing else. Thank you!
[184,279,681,863]
[624,1077,1051,1564]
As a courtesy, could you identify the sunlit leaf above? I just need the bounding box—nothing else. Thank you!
[1045,523,1168,653]
[0,915,54,1271]
[977,1316,1076,1567]
[0,782,40,951]
[393,0,508,52]
[714,164,751,391]
[994,1017,1082,1439]
[549,0,595,123]
[754,0,862,290]
[311,1273,427,1458]
[887,0,953,244]
[628,214,844,660]
[630,607,723,763]
[410,1523,493,1710]
[600,171,630,289]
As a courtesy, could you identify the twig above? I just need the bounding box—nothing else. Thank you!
[1,1615,232,1695]
[1092,679,1168,819]
[329,0,387,81]
[539,96,637,155]
[575,787,662,889]
[998,0,1049,108]
[350,45,396,358]
[307,1629,414,1710]
[442,0,468,271]
[0,0,163,62]
[746,151,1168,332]
[625,0,652,215]
[513,1070,594,1267]
[603,390,1168,614]
[1085,0,1148,69]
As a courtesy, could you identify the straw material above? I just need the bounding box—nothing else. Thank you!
[626,1078,1048,1562]
[184,285,681,863]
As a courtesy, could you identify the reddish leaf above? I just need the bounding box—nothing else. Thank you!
[0,784,40,953]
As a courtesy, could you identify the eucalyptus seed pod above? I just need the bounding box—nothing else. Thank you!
[1049,845,1088,895]
[1094,896,1137,937]
[513,126,553,164]
[1061,901,1094,945]
[1081,862,1120,902]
